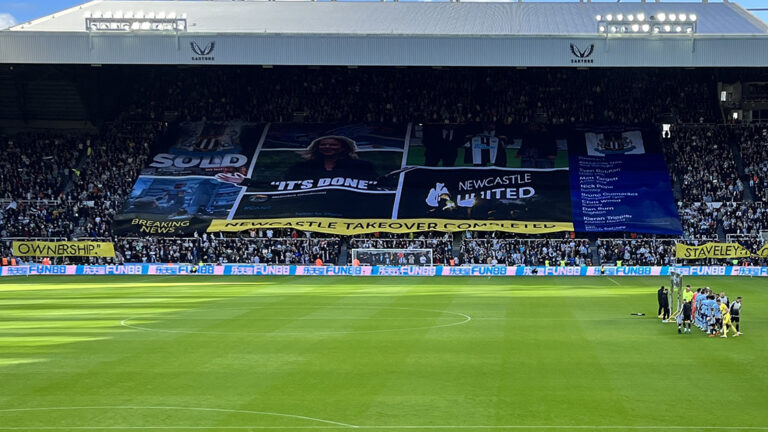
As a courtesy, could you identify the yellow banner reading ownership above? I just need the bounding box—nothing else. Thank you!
[208,218,574,235]
[675,242,753,260]
[13,241,116,257]
[759,244,768,258]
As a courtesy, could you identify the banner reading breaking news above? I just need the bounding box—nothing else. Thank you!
[12,241,115,257]
[114,122,681,236]
[112,122,266,235]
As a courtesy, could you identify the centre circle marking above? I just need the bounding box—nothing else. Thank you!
[121,306,471,335]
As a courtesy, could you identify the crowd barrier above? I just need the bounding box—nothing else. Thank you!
[1,265,767,277]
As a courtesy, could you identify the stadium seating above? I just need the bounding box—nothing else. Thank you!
[1,67,767,266]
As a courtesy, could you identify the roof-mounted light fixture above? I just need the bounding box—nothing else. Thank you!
[84,10,187,32]
[596,12,696,35]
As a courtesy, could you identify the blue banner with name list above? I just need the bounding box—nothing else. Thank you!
[569,126,682,234]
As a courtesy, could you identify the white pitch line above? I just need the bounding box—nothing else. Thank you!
[0,426,767,431]
[607,277,621,286]
[0,407,355,428]
[120,306,472,336]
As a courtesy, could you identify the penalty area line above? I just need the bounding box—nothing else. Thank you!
[606,277,621,286]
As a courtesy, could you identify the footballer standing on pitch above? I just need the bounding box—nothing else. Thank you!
[678,300,692,334]
[730,297,743,334]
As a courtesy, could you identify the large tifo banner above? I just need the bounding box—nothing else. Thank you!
[113,122,681,235]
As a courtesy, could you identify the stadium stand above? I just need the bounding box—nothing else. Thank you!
[0,67,767,266]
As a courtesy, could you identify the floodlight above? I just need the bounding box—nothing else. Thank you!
[627,14,634,22]
[653,26,660,33]
[657,12,666,22]
[637,13,645,21]
[631,24,640,32]
[678,14,687,22]
[617,13,624,21]
[168,12,176,19]
[595,14,602,21]
[686,27,693,34]
[147,12,155,19]
[93,11,102,18]
[141,21,150,30]
[675,26,682,33]
[131,22,140,30]
[664,25,671,32]
[606,14,613,21]
[157,12,166,19]
[136,11,144,18]
[642,24,650,32]
[669,13,676,22]
[610,25,617,33]
[689,14,697,22]
[599,25,606,32]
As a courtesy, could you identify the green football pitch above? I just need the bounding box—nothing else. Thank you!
[0,275,766,431]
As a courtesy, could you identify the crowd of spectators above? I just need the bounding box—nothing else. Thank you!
[114,235,340,265]
[2,68,768,267]
[0,133,85,201]
[595,239,677,266]
[460,238,592,266]
[664,125,743,204]
[121,67,718,125]
[735,124,768,202]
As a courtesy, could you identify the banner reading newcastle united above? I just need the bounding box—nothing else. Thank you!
[114,122,680,235]
[13,241,115,257]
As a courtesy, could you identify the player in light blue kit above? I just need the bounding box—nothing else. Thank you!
[712,294,723,335]
[695,288,707,330]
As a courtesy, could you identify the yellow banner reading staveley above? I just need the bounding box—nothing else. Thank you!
[208,218,574,235]
[13,241,116,257]
[675,242,753,260]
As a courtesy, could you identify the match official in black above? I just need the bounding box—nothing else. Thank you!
[660,287,671,321]
[657,286,666,318]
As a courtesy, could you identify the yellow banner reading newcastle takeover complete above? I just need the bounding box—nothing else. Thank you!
[675,243,753,260]
[760,244,768,258]
[13,241,116,257]
[208,218,574,235]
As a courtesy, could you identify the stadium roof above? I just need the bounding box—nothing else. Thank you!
[1,0,768,67]
[7,1,768,35]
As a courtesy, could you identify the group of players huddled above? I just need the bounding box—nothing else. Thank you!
[659,285,743,338]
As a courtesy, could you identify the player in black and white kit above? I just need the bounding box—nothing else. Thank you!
[729,297,743,334]
[463,124,507,167]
